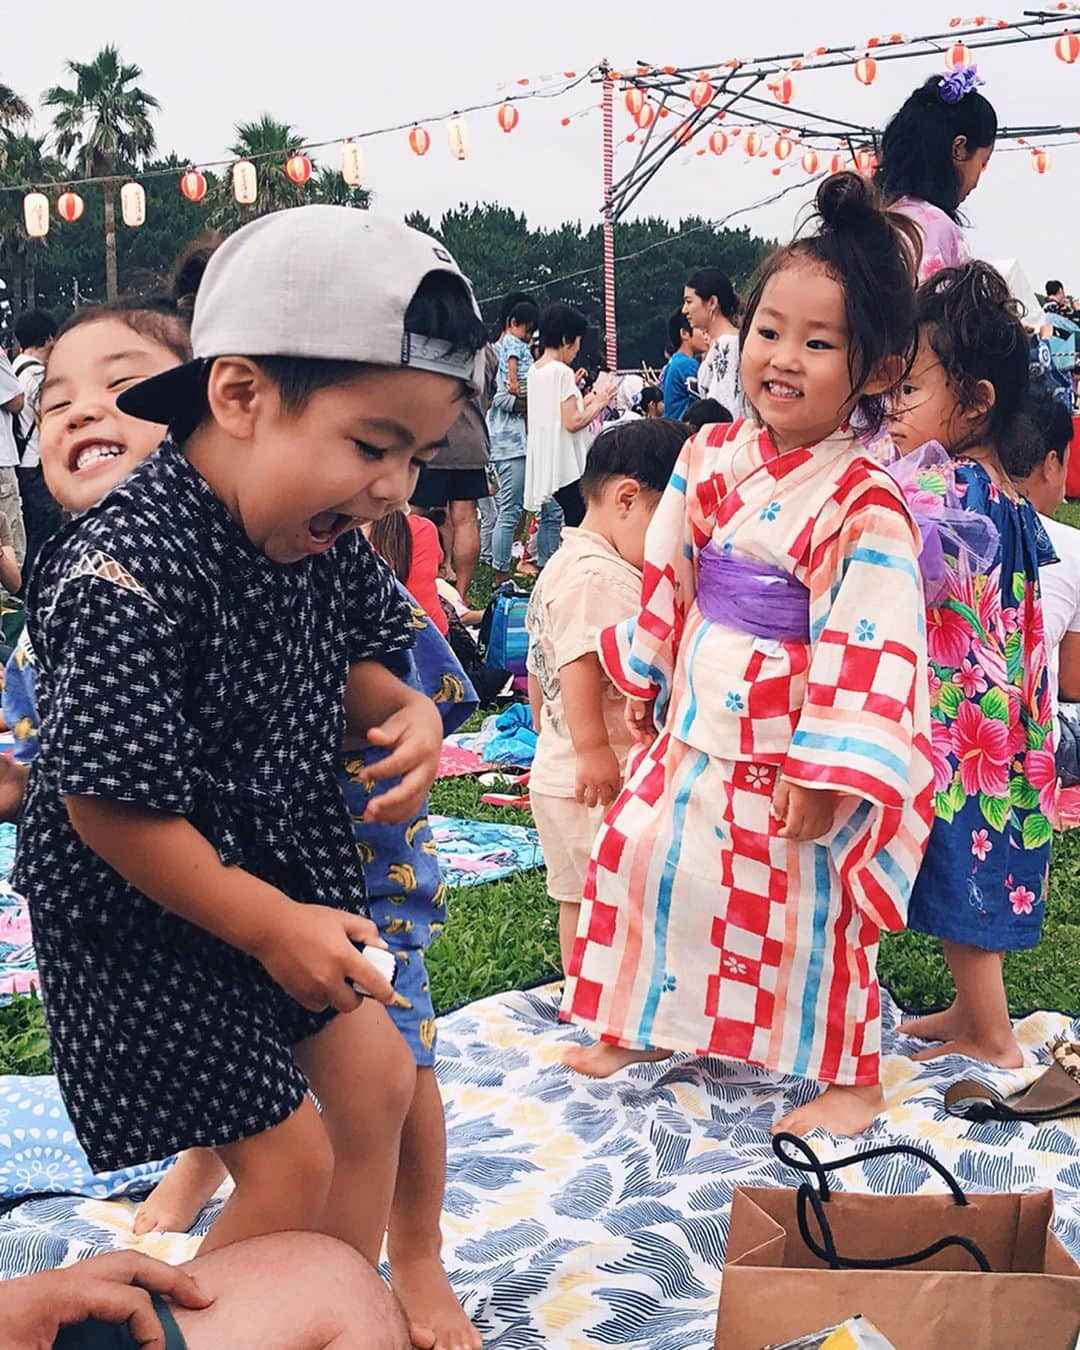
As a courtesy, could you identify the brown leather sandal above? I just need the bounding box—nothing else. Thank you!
[944,1039,1080,1122]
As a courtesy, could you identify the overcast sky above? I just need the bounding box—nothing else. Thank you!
[8,1,1080,296]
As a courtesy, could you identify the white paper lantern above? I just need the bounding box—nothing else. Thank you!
[120,181,146,228]
[340,139,364,187]
[23,192,49,238]
[232,159,258,205]
[446,115,470,161]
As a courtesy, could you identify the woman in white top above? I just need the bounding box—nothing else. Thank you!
[524,303,615,564]
[682,267,746,418]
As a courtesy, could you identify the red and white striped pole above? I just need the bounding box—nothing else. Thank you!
[601,63,617,371]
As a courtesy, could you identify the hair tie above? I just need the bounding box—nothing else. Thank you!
[938,65,985,104]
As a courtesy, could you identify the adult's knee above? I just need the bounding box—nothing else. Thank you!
[289,1234,410,1349]
[179,1232,410,1349]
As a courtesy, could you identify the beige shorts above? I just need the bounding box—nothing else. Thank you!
[531,792,608,905]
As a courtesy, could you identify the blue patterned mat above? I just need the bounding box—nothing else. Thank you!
[0,825,33,1003]
[429,815,541,890]
[0,985,1075,1347]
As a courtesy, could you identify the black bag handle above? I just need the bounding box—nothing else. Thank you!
[772,1133,992,1275]
[773,1132,969,1205]
[795,1174,992,1273]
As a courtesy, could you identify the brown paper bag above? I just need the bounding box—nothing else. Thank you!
[715,1185,1080,1349]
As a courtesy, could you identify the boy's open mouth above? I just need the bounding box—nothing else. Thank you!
[307,510,356,549]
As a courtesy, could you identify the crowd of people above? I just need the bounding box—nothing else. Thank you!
[0,62,1077,1350]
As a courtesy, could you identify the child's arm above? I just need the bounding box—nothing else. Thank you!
[343,659,443,823]
[528,672,542,733]
[560,653,621,808]
[1058,630,1080,704]
[0,545,20,596]
[507,354,521,396]
[0,514,19,594]
[63,797,394,1010]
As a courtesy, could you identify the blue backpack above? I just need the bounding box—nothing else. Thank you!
[479,583,530,680]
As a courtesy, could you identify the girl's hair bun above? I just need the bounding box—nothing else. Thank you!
[738,169,920,435]
[170,229,224,318]
[814,170,881,233]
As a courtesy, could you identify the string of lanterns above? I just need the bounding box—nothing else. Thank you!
[19,15,1080,239]
[19,100,528,239]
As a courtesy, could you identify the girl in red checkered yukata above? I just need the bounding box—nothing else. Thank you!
[561,173,936,1138]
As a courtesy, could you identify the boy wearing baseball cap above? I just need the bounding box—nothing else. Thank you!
[16,209,486,1322]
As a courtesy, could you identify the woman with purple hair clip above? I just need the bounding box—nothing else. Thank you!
[874,68,997,282]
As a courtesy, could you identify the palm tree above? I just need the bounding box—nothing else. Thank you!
[42,44,159,300]
[0,83,31,130]
[0,134,61,319]
[210,115,313,232]
[310,166,372,211]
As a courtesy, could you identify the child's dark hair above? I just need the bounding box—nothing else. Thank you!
[668,310,692,350]
[498,290,538,330]
[366,510,413,583]
[52,298,193,366]
[740,172,920,434]
[580,418,688,502]
[686,268,739,322]
[684,398,732,430]
[539,303,588,352]
[1002,378,1073,481]
[874,75,997,221]
[641,386,663,414]
[256,271,488,417]
[916,261,1029,456]
[171,230,224,321]
[501,295,539,333]
[14,309,57,350]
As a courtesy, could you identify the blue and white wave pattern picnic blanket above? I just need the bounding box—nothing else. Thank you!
[0,985,1076,1348]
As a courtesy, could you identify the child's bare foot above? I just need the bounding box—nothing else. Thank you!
[898,1003,965,1043]
[773,1083,885,1139]
[562,1043,671,1078]
[909,1034,1024,1069]
[392,1254,481,1350]
[133,1148,227,1235]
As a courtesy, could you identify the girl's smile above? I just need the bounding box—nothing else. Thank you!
[38,318,181,513]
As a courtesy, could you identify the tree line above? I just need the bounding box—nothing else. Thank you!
[1,46,773,368]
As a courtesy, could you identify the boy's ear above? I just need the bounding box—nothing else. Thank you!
[613,476,643,516]
[205,356,271,439]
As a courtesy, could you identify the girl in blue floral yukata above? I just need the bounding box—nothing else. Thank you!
[889,261,1056,1070]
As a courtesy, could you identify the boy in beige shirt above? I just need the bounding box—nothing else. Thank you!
[526,419,689,972]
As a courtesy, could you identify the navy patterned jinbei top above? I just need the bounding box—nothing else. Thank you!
[15,441,412,1173]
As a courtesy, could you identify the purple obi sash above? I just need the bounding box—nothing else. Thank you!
[696,543,811,643]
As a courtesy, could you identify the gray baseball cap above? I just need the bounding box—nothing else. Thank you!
[118,205,485,426]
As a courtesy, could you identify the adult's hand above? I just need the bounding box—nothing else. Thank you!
[0,1250,212,1349]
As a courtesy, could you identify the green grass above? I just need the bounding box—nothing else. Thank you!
[0,995,50,1076]
[1057,500,1080,530]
